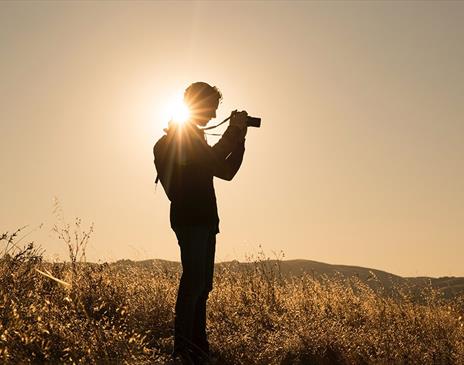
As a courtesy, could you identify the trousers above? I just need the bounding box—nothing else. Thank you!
[173,225,217,356]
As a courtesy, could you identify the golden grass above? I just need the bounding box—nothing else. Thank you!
[1,226,463,364]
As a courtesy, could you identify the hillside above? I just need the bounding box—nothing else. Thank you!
[113,258,464,298]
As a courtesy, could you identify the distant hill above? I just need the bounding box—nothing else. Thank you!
[112,258,464,299]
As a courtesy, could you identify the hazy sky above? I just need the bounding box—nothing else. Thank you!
[1,1,463,277]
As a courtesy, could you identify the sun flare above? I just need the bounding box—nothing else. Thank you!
[168,95,191,126]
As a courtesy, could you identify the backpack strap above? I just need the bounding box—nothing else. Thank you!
[154,174,159,192]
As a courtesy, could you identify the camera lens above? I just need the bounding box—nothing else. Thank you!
[247,116,261,128]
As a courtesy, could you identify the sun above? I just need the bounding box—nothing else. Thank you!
[168,94,191,126]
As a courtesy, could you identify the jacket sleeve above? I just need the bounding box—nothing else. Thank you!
[211,126,243,159]
[213,139,245,181]
[198,125,246,181]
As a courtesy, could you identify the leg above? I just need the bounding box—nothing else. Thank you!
[192,228,216,355]
[173,226,212,355]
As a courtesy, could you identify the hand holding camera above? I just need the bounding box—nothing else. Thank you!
[230,110,261,127]
[230,110,248,127]
[201,109,260,136]
[230,110,249,139]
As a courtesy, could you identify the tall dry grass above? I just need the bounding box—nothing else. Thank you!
[1,223,463,364]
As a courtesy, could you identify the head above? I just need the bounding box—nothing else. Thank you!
[184,82,222,127]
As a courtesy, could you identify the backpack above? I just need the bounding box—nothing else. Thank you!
[153,127,187,201]
[153,134,172,199]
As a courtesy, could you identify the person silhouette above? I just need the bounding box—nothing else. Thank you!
[153,82,248,364]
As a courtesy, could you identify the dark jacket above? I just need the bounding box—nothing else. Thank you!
[153,122,245,233]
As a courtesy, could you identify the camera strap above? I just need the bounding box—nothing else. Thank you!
[200,116,231,131]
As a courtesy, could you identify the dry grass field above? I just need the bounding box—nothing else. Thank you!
[1,224,463,364]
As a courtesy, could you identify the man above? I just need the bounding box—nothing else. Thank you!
[153,82,248,364]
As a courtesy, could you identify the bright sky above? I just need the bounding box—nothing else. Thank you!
[1,1,463,277]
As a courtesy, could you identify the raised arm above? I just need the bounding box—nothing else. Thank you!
[207,111,248,180]
[195,124,245,179]
[210,125,242,159]
[212,138,245,181]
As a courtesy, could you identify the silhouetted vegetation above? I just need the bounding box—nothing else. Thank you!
[1,223,463,364]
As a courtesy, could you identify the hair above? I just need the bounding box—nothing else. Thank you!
[183,82,222,108]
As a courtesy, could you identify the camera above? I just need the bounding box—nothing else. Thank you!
[221,111,261,131]
[231,110,261,128]
[247,116,261,128]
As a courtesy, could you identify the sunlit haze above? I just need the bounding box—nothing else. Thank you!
[1,1,463,277]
